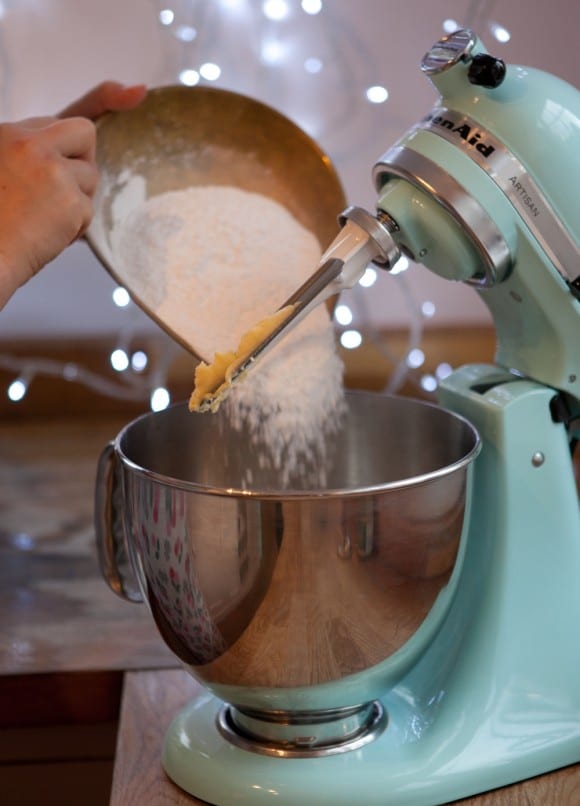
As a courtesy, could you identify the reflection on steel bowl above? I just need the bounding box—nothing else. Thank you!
[95,391,480,712]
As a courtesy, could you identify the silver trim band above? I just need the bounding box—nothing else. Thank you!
[373,146,512,287]
[414,107,579,284]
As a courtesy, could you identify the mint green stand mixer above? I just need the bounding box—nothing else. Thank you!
[102,29,580,804]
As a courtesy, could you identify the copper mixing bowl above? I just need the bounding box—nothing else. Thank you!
[86,84,346,355]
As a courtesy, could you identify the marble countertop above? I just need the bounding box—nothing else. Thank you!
[0,414,175,676]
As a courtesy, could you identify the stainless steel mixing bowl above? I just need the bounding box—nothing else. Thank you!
[96,391,480,716]
[85,84,346,355]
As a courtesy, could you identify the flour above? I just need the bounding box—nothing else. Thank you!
[111,183,346,487]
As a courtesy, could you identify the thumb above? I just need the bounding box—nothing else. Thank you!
[58,81,147,121]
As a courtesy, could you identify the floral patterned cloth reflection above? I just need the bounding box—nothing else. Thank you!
[134,482,227,663]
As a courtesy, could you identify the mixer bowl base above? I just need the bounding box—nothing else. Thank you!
[217,700,387,758]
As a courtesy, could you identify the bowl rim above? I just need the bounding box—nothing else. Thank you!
[113,391,482,500]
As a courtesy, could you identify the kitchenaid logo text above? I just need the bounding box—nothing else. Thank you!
[420,109,545,225]
[423,112,496,157]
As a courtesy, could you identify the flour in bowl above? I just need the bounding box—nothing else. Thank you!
[111,184,345,486]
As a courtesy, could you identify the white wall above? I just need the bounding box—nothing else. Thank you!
[0,0,577,339]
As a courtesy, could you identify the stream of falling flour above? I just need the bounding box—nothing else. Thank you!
[110,180,346,486]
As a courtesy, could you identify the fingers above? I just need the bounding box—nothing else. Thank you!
[16,115,57,130]
[67,153,99,197]
[73,191,95,240]
[58,81,147,121]
[0,80,146,295]
[20,119,98,232]
[43,120,99,216]
[0,119,97,287]
[43,117,96,163]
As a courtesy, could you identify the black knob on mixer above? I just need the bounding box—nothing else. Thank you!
[467,53,506,88]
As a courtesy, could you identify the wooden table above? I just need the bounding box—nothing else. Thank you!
[0,415,177,806]
[0,415,176,677]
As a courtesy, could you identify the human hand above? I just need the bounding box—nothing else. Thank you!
[0,82,146,309]
[0,115,98,307]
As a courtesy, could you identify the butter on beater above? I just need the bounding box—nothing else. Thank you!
[189,304,295,413]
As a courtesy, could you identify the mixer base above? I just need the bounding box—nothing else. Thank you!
[162,687,580,806]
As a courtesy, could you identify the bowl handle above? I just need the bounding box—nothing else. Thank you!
[94,442,143,603]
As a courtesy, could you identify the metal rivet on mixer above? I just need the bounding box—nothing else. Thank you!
[531,452,545,467]
[294,736,318,747]
[510,290,523,302]
[419,248,428,257]
[569,374,577,383]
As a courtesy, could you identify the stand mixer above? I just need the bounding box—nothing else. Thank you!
[95,28,580,805]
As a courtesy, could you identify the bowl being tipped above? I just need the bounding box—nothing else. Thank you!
[97,391,480,713]
[86,84,346,356]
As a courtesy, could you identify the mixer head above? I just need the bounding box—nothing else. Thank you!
[372,28,580,400]
[201,28,579,410]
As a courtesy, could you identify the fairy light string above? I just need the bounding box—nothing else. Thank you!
[2,1,511,408]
